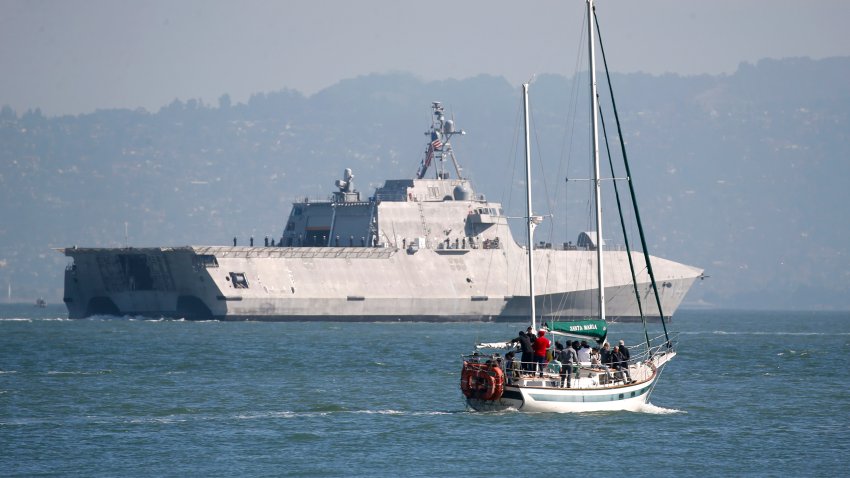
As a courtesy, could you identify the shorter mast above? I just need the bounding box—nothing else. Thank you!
[522,83,537,330]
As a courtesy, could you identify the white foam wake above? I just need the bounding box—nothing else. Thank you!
[636,402,685,415]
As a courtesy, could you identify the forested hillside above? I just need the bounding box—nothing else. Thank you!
[1,57,848,310]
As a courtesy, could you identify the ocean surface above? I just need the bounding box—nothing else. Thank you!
[2,305,848,477]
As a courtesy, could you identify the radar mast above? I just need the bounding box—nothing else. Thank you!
[415,101,466,180]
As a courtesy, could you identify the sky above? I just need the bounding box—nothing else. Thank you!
[1,0,848,116]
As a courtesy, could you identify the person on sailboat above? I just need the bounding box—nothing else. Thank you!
[612,345,632,383]
[601,342,613,366]
[577,340,592,365]
[618,340,630,361]
[504,351,521,384]
[558,340,578,388]
[512,331,535,373]
[532,330,550,377]
[591,347,614,381]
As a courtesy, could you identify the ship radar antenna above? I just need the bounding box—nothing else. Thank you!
[415,101,466,180]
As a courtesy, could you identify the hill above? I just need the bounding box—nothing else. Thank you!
[1,56,849,310]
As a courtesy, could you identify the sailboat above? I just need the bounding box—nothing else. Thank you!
[460,0,677,413]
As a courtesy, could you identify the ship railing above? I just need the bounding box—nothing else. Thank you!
[539,243,630,251]
[375,192,488,202]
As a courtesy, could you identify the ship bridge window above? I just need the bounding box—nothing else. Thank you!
[229,272,249,289]
[193,255,219,269]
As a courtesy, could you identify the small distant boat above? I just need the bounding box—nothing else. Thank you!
[460,0,678,413]
[35,297,47,308]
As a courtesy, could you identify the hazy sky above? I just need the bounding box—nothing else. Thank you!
[2,0,848,116]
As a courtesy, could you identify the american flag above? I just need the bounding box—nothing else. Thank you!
[416,138,443,179]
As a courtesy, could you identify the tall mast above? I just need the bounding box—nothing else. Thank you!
[522,83,537,330]
[588,0,605,321]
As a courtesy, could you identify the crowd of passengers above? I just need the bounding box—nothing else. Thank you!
[498,326,634,388]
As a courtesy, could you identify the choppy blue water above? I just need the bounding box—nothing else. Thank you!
[2,305,849,477]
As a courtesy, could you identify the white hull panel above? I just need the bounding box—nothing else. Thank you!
[467,378,655,413]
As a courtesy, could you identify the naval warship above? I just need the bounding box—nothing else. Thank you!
[60,102,702,321]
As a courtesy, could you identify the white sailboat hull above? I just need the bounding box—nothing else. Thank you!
[466,352,674,413]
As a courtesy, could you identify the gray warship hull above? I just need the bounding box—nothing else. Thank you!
[61,243,700,321]
[60,102,702,321]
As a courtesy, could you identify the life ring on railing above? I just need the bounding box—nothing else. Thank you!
[460,362,505,401]
[460,361,475,397]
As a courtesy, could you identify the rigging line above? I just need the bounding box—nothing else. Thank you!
[594,6,670,340]
[548,10,593,320]
[485,93,526,299]
[552,176,571,316]
[528,94,557,312]
[503,93,525,220]
[530,98,553,239]
[555,182,571,315]
[598,100,651,348]
[555,13,588,313]
[562,21,588,246]
[556,8,590,202]
[645,360,669,401]
[552,14,590,320]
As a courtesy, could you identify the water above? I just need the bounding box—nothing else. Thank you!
[2,305,849,477]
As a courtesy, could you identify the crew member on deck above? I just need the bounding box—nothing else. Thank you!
[533,330,550,377]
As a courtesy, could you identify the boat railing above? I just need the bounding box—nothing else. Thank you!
[462,353,653,390]
[643,332,679,359]
[613,334,677,367]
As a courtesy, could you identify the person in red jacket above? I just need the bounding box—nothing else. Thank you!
[532,330,551,377]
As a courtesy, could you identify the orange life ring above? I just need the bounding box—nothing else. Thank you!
[460,361,475,397]
[460,362,505,401]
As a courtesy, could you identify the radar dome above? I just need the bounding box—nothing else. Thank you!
[453,183,472,201]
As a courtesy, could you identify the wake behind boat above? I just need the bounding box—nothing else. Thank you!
[461,0,681,412]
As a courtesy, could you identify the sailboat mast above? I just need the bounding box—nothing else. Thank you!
[588,0,605,321]
[522,83,537,330]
